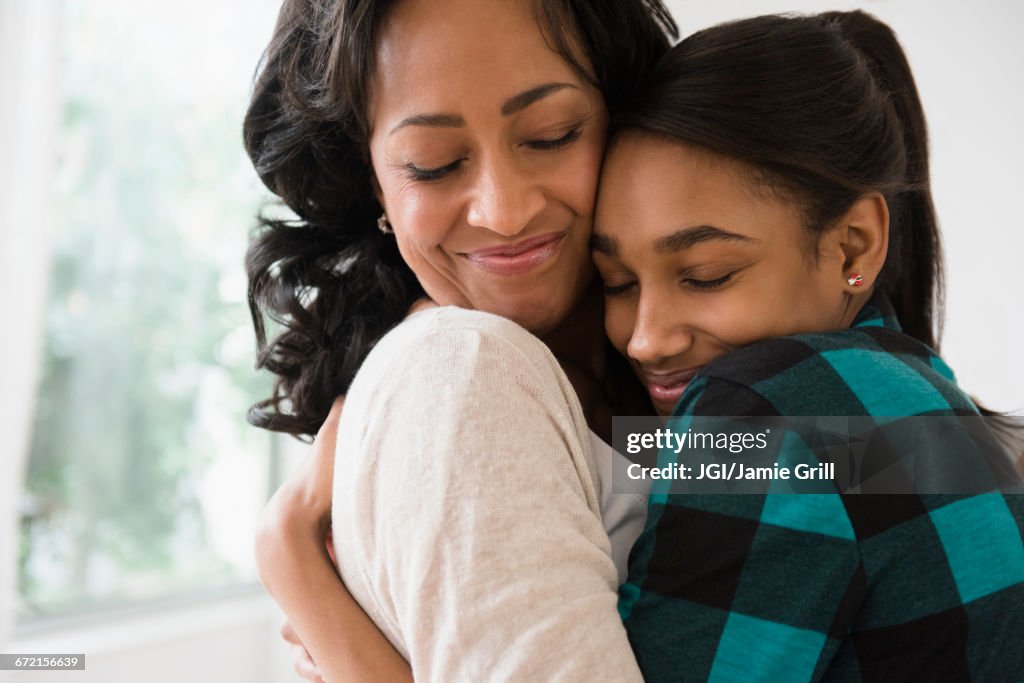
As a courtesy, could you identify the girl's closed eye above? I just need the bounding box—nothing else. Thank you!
[600,268,740,296]
[683,271,736,290]
[603,280,636,297]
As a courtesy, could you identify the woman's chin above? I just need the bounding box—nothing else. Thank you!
[488,299,574,336]
[469,277,591,336]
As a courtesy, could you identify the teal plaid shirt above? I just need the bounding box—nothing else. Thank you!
[619,294,1024,681]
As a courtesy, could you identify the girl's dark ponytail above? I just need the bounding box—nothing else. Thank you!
[824,10,943,350]
[830,13,1017,442]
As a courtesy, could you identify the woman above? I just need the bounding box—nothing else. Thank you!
[247,0,675,680]
[260,9,1024,682]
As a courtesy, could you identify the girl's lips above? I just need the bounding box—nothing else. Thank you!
[638,367,701,413]
[464,232,567,276]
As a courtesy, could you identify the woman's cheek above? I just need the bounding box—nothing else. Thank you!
[556,130,607,214]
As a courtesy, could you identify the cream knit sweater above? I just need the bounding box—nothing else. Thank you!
[331,306,643,682]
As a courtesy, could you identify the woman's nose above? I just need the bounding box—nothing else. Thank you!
[465,153,545,236]
[627,295,693,365]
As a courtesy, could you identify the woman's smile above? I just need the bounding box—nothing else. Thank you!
[463,231,568,276]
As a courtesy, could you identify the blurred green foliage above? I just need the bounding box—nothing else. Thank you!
[18,0,282,619]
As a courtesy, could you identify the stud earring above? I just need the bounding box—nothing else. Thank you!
[377,213,393,235]
[847,273,865,287]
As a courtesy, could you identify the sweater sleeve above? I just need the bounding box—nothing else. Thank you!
[332,308,642,682]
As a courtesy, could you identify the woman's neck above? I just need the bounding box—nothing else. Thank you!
[540,280,608,382]
[540,281,651,441]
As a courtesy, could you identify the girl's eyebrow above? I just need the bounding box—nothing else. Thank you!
[591,225,756,256]
[590,233,618,256]
[654,225,756,253]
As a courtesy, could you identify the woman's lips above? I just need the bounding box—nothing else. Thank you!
[638,367,701,413]
[464,232,566,276]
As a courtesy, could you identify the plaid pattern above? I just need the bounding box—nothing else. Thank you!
[619,294,1024,681]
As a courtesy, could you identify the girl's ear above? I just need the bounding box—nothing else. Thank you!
[835,192,889,289]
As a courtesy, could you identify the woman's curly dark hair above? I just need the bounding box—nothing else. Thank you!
[243,0,677,437]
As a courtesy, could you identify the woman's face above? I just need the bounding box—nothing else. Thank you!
[368,0,608,335]
[593,135,850,416]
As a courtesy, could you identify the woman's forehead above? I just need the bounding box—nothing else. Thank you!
[370,0,585,114]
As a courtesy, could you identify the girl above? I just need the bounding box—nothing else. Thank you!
[598,11,1023,680]
[264,10,1024,682]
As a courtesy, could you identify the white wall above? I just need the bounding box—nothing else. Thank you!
[0,0,58,657]
[665,0,1024,412]
[2,594,298,683]
[0,2,302,680]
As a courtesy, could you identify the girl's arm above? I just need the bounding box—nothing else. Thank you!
[255,399,413,683]
[280,620,326,683]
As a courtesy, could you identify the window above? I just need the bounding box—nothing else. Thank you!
[18,0,285,624]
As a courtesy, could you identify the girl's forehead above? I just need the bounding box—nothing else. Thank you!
[595,135,803,249]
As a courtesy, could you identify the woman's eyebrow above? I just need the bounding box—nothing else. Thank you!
[654,225,756,252]
[389,113,464,136]
[501,82,578,116]
[389,82,580,136]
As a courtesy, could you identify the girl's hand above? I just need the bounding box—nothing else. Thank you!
[282,618,324,683]
[256,396,344,588]
[255,398,413,682]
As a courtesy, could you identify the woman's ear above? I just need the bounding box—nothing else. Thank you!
[370,172,385,210]
[835,192,889,289]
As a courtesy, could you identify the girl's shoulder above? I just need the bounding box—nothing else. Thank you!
[684,326,977,418]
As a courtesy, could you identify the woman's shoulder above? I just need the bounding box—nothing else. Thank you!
[346,305,585,428]
[367,305,557,372]
[685,326,977,418]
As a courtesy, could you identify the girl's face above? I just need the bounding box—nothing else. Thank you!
[368,0,608,336]
[593,135,854,416]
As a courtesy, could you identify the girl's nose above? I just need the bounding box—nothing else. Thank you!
[627,295,693,365]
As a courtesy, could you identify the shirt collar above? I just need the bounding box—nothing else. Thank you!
[851,291,902,332]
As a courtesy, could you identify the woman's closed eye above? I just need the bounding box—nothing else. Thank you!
[404,158,466,182]
[525,126,583,151]
[403,126,585,182]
